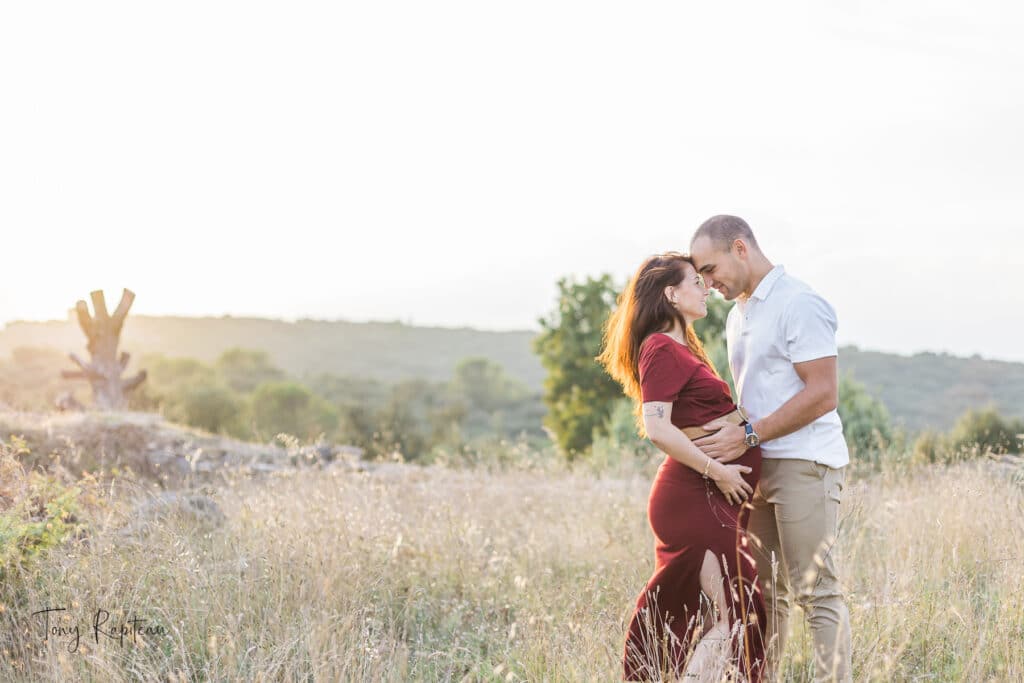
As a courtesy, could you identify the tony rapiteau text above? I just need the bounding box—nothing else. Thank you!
[31,607,167,652]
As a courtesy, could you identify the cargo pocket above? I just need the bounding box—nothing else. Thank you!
[824,466,844,504]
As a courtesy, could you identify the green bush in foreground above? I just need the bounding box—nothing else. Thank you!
[0,437,93,576]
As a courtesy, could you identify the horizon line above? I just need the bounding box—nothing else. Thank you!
[2,313,1022,366]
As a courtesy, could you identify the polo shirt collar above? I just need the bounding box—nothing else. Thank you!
[750,265,785,301]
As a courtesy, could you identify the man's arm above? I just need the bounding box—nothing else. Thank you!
[696,356,839,462]
[751,355,838,440]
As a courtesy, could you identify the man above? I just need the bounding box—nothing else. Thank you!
[689,215,852,683]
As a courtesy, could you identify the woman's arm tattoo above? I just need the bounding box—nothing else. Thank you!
[643,404,665,419]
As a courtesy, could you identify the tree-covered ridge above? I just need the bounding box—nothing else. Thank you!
[836,347,1024,431]
[3,315,1023,432]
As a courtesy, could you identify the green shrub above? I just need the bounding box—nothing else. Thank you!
[166,381,246,436]
[251,381,339,441]
[946,407,1024,458]
[589,398,657,474]
[911,429,950,465]
[0,437,90,575]
[838,373,894,464]
[911,408,1023,464]
[215,348,285,393]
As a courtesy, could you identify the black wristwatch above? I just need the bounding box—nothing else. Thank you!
[744,422,761,448]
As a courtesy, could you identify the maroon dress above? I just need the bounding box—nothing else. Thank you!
[623,333,766,681]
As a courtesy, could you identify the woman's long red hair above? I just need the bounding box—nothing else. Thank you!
[596,252,719,435]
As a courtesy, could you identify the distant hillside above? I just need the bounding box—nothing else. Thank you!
[0,316,543,388]
[2,316,1022,432]
[836,347,1024,432]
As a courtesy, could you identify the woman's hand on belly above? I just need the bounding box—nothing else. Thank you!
[707,460,754,506]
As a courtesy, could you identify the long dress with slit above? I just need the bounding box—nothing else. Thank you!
[623,333,766,681]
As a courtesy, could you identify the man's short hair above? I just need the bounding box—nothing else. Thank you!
[692,215,759,252]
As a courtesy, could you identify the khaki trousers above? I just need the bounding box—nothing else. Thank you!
[748,458,852,683]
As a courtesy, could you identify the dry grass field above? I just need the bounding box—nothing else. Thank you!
[2,430,1023,682]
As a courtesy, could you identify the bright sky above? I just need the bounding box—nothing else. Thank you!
[2,2,1022,361]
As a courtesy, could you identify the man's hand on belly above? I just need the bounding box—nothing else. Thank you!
[694,421,748,463]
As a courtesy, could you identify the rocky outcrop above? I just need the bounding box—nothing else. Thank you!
[0,410,366,489]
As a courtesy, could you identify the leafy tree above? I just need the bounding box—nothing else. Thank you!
[251,381,338,441]
[534,275,623,457]
[692,293,731,349]
[588,397,657,471]
[215,348,285,393]
[837,373,894,461]
[304,373,388,407]
[693,294,734,396]
[135,355,239,430]
[449,357,539,440]
[336,403,381,453]
[373,398,425,460]
[141,355,214,389]
[451,357,527,411]
[372,379,449,460]
[166,381,245,436]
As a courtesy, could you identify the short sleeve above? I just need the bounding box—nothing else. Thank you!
[638,339,700,402]
[784,292,839,363]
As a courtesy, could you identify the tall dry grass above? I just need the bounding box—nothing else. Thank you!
[1,449,1022,681]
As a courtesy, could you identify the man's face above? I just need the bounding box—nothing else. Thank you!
[690,235,746,301]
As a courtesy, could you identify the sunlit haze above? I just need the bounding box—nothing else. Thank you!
[2,1,1022,360]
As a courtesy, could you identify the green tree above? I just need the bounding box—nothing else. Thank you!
[534,275,623,457]
[373,379,450,460]
[837,373,894,461]
[136,355,246,434]
[374,400,427,460]
[304,373,388,407]
[251,381,338,441]
[169,381,245,436]
[448,357,540,440]
[693,294,735,397]
[143,355,215,388]
[451,357,527,411]
[692,293,731,348]
[215,348,285,393]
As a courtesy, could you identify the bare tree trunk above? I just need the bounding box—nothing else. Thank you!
[61,289,147,410]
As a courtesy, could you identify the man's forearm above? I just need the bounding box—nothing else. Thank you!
[752,385,836,443]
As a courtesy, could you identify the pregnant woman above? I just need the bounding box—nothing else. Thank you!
[597,252,766,681]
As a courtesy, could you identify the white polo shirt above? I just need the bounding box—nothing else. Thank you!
[726,265,850,468]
